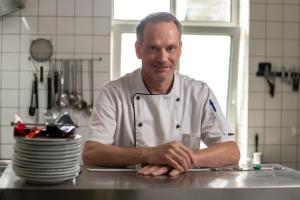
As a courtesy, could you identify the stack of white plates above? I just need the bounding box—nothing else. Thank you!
[12,134,82,184]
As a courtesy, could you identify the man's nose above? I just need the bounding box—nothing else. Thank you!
[157,50,168,64]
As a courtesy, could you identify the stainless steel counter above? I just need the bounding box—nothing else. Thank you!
[1,164,300,200]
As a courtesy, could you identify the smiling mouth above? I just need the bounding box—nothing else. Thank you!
[152,65,169,69]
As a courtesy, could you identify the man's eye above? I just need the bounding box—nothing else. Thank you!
[150,46,156,51]
[167,46,175,52]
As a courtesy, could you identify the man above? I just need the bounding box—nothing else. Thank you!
[83,12,240,177]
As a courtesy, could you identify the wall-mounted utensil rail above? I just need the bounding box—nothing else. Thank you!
[256,62,300,97]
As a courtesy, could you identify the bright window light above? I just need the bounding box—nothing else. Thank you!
[120,33,140,76]
[114,0,170,20]
[180,35,231,113]
[176,0,231,22]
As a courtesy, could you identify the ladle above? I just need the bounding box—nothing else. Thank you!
[68,60,76,104]
[85,59,94,115]
[44,69,55,123]
[57,61,69,108]
[74,60,87,109]
[72,60,80,105]
[49,60,60,119]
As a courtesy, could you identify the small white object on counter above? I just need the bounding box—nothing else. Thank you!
[252,152,263,164]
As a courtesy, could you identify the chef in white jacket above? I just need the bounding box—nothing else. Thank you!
[83,12,240,177]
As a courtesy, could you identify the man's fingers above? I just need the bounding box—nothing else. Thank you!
[168,169,181,177]
[164,154,185,172]
[150,166,170,176]
[172,144,193,169]
[138,165,152,174]
[138,165,159,176]
[177,142,195,165]
[168,147,191,171]
[138,165,170,176]
[147,141,195,171]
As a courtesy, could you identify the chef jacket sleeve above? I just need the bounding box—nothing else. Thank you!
[87,85,116,144]
[201,87,235,146]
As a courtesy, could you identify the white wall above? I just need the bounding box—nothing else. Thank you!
[0,0,112,159]
[249,0,300,169]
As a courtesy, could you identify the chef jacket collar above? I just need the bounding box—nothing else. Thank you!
[136,68,180,97]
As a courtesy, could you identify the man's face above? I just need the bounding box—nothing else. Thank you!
[135,22,182,83]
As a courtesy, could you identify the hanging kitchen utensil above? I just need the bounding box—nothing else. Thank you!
[50,60,60,119]
[28,79,35,116]
[287,69,292,85]
[57,60,69,108]
[263,64,275,97]
[85,59,94,115]
[34,73,39,122]
[40,66,43,82]
[281,66,287,83]
[72,60,80,105]
[44,60,59,123]
[29,38,53,86]
[74,60,87,110]
[29,38,53,62]
[292,69,299,92]
[44,71,54,123]
[68,60,76,105]
[54,59,62,108]
[53,60,60,99]
[48,60,61,120]
[255,133,258,152]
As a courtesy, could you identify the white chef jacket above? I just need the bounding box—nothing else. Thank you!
[87,68,235,148]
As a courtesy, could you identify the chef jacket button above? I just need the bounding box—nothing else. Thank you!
[138,122,143,127]
[176,124,181,129]
[176,98,180,102]
[136,96,140,100]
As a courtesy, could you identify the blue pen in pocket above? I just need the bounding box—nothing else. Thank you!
[209,99,217,112]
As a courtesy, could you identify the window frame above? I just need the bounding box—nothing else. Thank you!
[112,0,240,130]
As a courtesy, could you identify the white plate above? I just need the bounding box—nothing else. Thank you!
[12,162,79,173]
[12,158,79,169]
[14,135,82,146]
[14,152,80,162]
[14,169,79,179]
[13,169,80,177]
[13,154,80,163]
[14,150,81,160]
[15,143,81,152]
[13,165,80,176]
[14,146,81,156]
[20,174,79,184]
[15,171,79,182]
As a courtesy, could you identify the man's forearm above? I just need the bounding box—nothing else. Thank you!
[83,140,194,172]
[193,141,240,168]
[82,141,148,167]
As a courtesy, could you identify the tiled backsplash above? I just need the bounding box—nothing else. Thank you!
[249,0,300,169]
[0,0,111,158]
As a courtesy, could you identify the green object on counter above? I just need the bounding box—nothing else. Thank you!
[253,164,262,170]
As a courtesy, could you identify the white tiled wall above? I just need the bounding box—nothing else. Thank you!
[0,0,111,159]
[249,0,300,169]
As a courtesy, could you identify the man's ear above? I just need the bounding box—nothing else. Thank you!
[179,40,182,57]
[135,41,142,59]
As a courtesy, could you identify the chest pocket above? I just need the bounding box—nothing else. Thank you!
[133,93,181,147]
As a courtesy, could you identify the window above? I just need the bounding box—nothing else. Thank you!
[112,0,239,128]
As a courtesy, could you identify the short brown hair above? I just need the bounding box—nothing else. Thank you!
[136,12,182,43]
